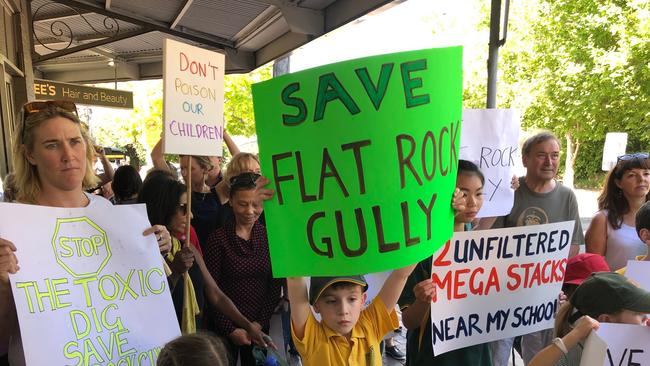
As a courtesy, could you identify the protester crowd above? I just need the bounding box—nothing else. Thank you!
[1,100,650,366]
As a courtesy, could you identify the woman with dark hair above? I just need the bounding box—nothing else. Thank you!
[112,165,143,204]
[204,172,283,366]
[138,171,269,345]
[585,153,650,270]
[400,159,492,366]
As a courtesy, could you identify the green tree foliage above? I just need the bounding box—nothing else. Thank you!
[498,0,650,187]
[92,65,271,164]
[224,64,272,136]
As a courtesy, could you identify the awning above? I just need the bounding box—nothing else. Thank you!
[30,0,398,83]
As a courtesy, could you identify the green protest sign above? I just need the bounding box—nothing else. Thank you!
[253,47,462,277]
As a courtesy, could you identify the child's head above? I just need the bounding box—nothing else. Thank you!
[635,201,650,242]
[156,332,228,366]
[309,276,369,337]
[456,160,485,224]
[562,253,610,299]
[556,272,650,337]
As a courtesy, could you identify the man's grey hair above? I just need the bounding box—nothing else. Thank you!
[522,131,561,157]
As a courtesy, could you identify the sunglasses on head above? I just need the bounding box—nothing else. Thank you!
[229,172,261,188]
[22,100,78,141]
[617,152,649,163]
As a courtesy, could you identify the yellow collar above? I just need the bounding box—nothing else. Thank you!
[321,321,366,340]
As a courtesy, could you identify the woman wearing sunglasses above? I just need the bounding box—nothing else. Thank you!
[585,153,650,270]
[138,170,269,345]
[203,172,283,366]
[0,100,173,365]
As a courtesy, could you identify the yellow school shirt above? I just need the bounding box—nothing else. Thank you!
[291,297,399,366]
[617,255,647,275]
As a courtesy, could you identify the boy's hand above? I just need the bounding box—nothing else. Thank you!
[414,279,434,304]
[228,328,251,346]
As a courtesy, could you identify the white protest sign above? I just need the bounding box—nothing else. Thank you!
[430,221,573,355]
[0,203,180,366]
[363,271,391,307]
[623,260,650,291]
[581,323,650,366]
[579,330,608,366]
[163,38,225,156]
[601,132,627,171]
[460,109,521,217]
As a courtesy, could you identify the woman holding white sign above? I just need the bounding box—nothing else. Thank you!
[0,101,173,366]
[585,153,650,270]
[398,160,492,366]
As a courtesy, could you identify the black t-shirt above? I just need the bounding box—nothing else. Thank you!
[191,189,227,246]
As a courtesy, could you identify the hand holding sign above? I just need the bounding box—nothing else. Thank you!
[414,278,435,304]
[143,224,172,255]
[0,237,19,282]
[572,316,600,341]
[169,245,195,275]
[452,188,467,219]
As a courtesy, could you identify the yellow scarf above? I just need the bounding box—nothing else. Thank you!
[163,237,200,334]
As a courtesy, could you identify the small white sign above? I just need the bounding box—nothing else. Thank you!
[581,323,650,366]
[1,203,180,366]
[430,221,574,355]
[163,38,225,156]
[460,109,521,217]
[623,260,650,291]
[602,132,627,171]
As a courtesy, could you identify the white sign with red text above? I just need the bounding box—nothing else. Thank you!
[430,221,573,355]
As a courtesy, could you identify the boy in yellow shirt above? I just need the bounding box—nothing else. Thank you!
[287,264,416,366]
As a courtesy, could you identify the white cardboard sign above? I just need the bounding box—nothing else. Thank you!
[580,323,650,366]
[623,260,650,291]
[163,38,225,156]
[601,132,627,171]
[430,221,573,355]
[460,109,521,217]
[1,203,180,366]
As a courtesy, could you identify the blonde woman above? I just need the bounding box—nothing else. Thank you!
[0,100,172,366]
